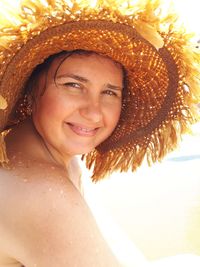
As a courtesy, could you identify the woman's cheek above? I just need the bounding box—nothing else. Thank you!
[38,93,69,118]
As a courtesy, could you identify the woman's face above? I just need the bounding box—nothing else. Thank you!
[32,53,123,163]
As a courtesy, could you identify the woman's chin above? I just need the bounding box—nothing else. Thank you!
[67,146,96,157]
[77,147,95,155]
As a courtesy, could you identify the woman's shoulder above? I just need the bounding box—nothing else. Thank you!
[0,162,83,260]
[0,163,76,226]
[0,161,123,267]
[0,155,84,231]
[0,160,84,238]
[0,161,80,206]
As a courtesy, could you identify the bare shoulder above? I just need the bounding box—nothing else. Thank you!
[0,163,79,262]
[0,161,81,225]
[0,161,76,206]
[0,163,121,267]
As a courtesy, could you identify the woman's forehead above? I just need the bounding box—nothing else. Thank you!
[48,52,124,80]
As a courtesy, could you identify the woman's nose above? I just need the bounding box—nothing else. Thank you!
[79,98,103,123]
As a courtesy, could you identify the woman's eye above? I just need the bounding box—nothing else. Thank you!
[63,82,81,89]
[103,90,118,97]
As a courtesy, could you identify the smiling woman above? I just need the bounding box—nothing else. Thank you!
[0,0,199,267]
[0,51,124,267]
[29,50,123,160]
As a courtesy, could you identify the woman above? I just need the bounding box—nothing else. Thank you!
[0,50,126,267]
[0,0,199,266]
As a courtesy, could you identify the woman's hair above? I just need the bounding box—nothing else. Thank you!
[24,49,127,97]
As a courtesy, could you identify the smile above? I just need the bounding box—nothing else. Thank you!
[66,123,99,137]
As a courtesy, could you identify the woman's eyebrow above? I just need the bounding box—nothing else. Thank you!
[106,83,123,91]
[56,73,122,90]
[56,73,89,83]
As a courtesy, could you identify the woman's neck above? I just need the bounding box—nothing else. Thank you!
[5,118,71,168]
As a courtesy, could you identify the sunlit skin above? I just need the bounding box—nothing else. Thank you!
[0,53,124,267]
[32,53,123,167]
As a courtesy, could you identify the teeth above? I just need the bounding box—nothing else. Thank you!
[67,123,97,134]
[78,126,94,132]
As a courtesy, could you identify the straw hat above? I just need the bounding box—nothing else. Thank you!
[0,0,199,181]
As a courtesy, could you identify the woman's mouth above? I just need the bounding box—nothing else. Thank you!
[66,123,99,137]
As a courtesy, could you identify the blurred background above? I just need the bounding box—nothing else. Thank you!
[83,123,200,265]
